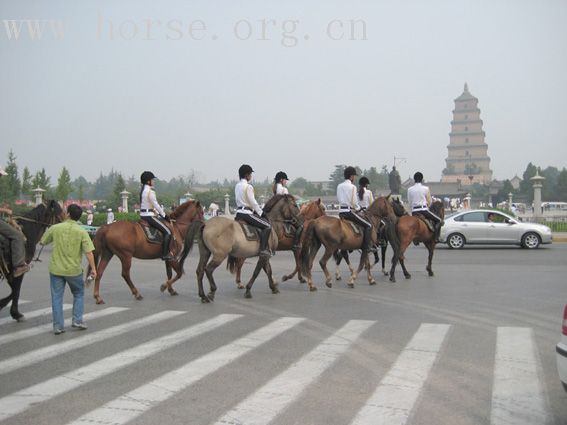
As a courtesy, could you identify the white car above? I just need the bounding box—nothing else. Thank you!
[558,304,567,392]
[439,209,552,249]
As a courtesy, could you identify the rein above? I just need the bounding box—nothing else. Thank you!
[12,215,55,227]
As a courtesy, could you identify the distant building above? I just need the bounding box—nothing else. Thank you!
[441,83,493,184]
[510,175,522,190]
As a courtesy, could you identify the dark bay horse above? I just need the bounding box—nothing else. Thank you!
[232,198,326,289]
[175,195,300,301]
[299,197,390,289]
[90,200,204,304]
[0,200,64,321]
[387,200,445,282]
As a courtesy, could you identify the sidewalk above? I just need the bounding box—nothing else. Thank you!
[553,232,567,242]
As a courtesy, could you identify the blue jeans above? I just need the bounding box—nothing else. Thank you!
[50,273,84,330]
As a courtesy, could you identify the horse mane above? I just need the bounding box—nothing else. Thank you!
[170,200,201,220]
[430,200,444,217]
[391,198,408,217]
[263,194,296,213]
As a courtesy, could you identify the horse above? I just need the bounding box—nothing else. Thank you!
[0,200,64,321]
[387,200,445,282]
[173,194,300,302]
[231,199,326,290]
[299,197,391,289]
[89,200,204,304]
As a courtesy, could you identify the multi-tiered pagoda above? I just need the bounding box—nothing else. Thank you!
[441,83,492,184]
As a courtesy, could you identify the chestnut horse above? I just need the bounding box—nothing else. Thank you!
[89,200,204,304]
[232,198,326,289]
[172,195,300,301]
[0,200,64,321]
[300,197,391,289]
[387,199,445,282]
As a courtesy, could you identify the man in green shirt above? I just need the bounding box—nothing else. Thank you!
[40,204,97,335]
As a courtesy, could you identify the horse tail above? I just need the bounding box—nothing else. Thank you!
[177,221,204,274]
[226,256,239,275]
[384,218,400,259]
[333,250,342,265]
[87,226,104,279]
[299,222,320,276]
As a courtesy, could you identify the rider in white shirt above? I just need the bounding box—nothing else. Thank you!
[407,171,442,240]
[235,164,272,257]
[337,166,373,255]
[139,171,172,260]
[273,171,289,195]
[357,176,374,209]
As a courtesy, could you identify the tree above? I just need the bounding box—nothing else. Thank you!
[519,162,538,201]
[55,167,74,201]
[329,165,362,190]
[496,180,515,204]
[0,150,21,202]
[21,166,32,197]
[32,168,51,191]
[557,169,567,201]
[107,174,126,209]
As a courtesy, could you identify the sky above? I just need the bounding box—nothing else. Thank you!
[1,0,566,185]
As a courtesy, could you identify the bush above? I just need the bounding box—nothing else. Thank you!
[81,212,139,226]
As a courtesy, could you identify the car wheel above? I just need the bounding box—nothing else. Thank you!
[447,233,465,249]
[521,232,541,249]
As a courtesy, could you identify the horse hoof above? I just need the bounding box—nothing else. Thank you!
[299,278,306,284]
[335,275,342,281]
[169,291,179,296]
[282,275,289,282]
[389,277,396,283]
[272,288,280,294]
[11,313,24,321]
[369,280,376,285]
[347,283,354,288]
[309,286,317,292]
[382,270,388,276]
[244,291,252,299]
[160,284,167,293]
[325,282,332,288]
[201,297,210,303]
[428,272,434,277]
[207,293,215,301]
[95,299,105,305]
[135,294,144,301]
[237,284,244,290]
[404,274,411,279]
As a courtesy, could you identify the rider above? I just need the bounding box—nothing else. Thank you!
[0,168,30,278]
[357,176,374,209]
[407,171,442,241]
[235,164,272,258]
[273,171,289,195]
[337,166,373,255]
[139,171,173,260]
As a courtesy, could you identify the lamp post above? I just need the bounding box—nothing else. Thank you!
[508,192,513,210]
[32,187,45,206]
[530,172,545,219]
[224,193,230,215]
[120,190,130,213]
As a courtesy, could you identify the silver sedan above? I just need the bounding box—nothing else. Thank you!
[439,209,553,249]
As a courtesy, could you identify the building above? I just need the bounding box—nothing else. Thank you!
[441,83,493,185]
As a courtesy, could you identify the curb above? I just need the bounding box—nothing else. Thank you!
[553,237,567,243]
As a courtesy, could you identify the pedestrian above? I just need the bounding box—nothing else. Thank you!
[40,204,97,335]
[0,167,30,277]
[106,208,114,224]
[86,210,94,226]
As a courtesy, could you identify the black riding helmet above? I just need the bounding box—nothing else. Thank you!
[239,164,254,179]
[140,171,157,185]
[359,176,370,186]
[344,166,357,179]
[274,171,289,182]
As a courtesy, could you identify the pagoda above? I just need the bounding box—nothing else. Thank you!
[441,83,493,184]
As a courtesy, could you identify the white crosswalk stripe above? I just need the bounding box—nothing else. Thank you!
[0,305,71,328]
[0,313,242,421]
[0,306,127,344]
[214,319,375,425]
[490,327,548,425]
[67,317,306,425]
[0,310,184,376]
[350,323,451,425]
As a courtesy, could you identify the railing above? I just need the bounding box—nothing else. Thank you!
[520,215,567,232]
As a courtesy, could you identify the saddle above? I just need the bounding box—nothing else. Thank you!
[236,220,261,242]
[0,234,12,279]
[138,220,167,245]
[345,221,363,236]
[414,214,435,233]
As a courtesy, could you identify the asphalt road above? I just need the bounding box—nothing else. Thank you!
[1,243,566,425]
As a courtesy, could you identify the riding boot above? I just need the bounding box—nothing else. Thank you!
[259,228,271,258]
[378,225,388,247]
[292,224,304,252]
[161,234,174,261]
[362,227,374,255]
[433,222,441,243]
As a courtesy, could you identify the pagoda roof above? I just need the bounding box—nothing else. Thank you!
[454,82,478,102]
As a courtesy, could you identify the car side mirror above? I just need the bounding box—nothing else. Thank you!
[505,219,515,224]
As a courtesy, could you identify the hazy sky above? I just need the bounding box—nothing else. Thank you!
[1,0,566,185]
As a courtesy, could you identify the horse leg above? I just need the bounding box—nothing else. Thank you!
[117,254,143,301]
[334,250,343,281]
[349,250,368,287]
[366,255,376,285]
[381,244,388,275]
[204,254,224,302]
[263,260,279,294]
[160,262,177,295]
[244,257,266,299]
[282,249,301,283]
[235,258,245,290]
[319,248,334,288]
[425,241,435,277]
[196,248,211,303]
[93,252,113,305]
[400,257,411,279]
[9,276,24,321]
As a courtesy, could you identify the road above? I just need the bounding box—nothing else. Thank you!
[1,243,566,425]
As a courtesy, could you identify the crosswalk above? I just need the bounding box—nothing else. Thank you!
[0,302,552,425]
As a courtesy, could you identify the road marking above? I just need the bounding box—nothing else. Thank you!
[0,310,184,376]
[0,314,242,421]
[0,306,127,344]
[67,317,305,425]
[214,319,375,425]
[350,323,451,425]
[0,305,71,327]
[490,327,548,425]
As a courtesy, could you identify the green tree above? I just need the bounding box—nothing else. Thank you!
[55,167,74,201]
[0,150,21,202]
[329,165,362,190]
[21,166,32,197]
[557,169,567,201]
[496,179,515,204]
[32,168,51,191]
[107,174,126,209]
[519,162,538,202]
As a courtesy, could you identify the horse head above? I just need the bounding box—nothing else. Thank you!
[300,198,325,221]
[430,200,445,220]
[368,196,397,222]
[170,200,204,223]
[263,194,301,225]
[46,200,65,224]
[391,198,408,217]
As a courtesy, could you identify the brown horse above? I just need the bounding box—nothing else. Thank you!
[173,195,300,301]
[90,200,204,304]
[231,198,326,289]
[0,200,64,321]
[300,197,390,289]
[387,199,445,282]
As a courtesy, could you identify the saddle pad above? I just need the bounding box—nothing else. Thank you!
[237,221,261,242]
[139,222,163,245]
[415,214,435,233]
[348,221,362,236]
